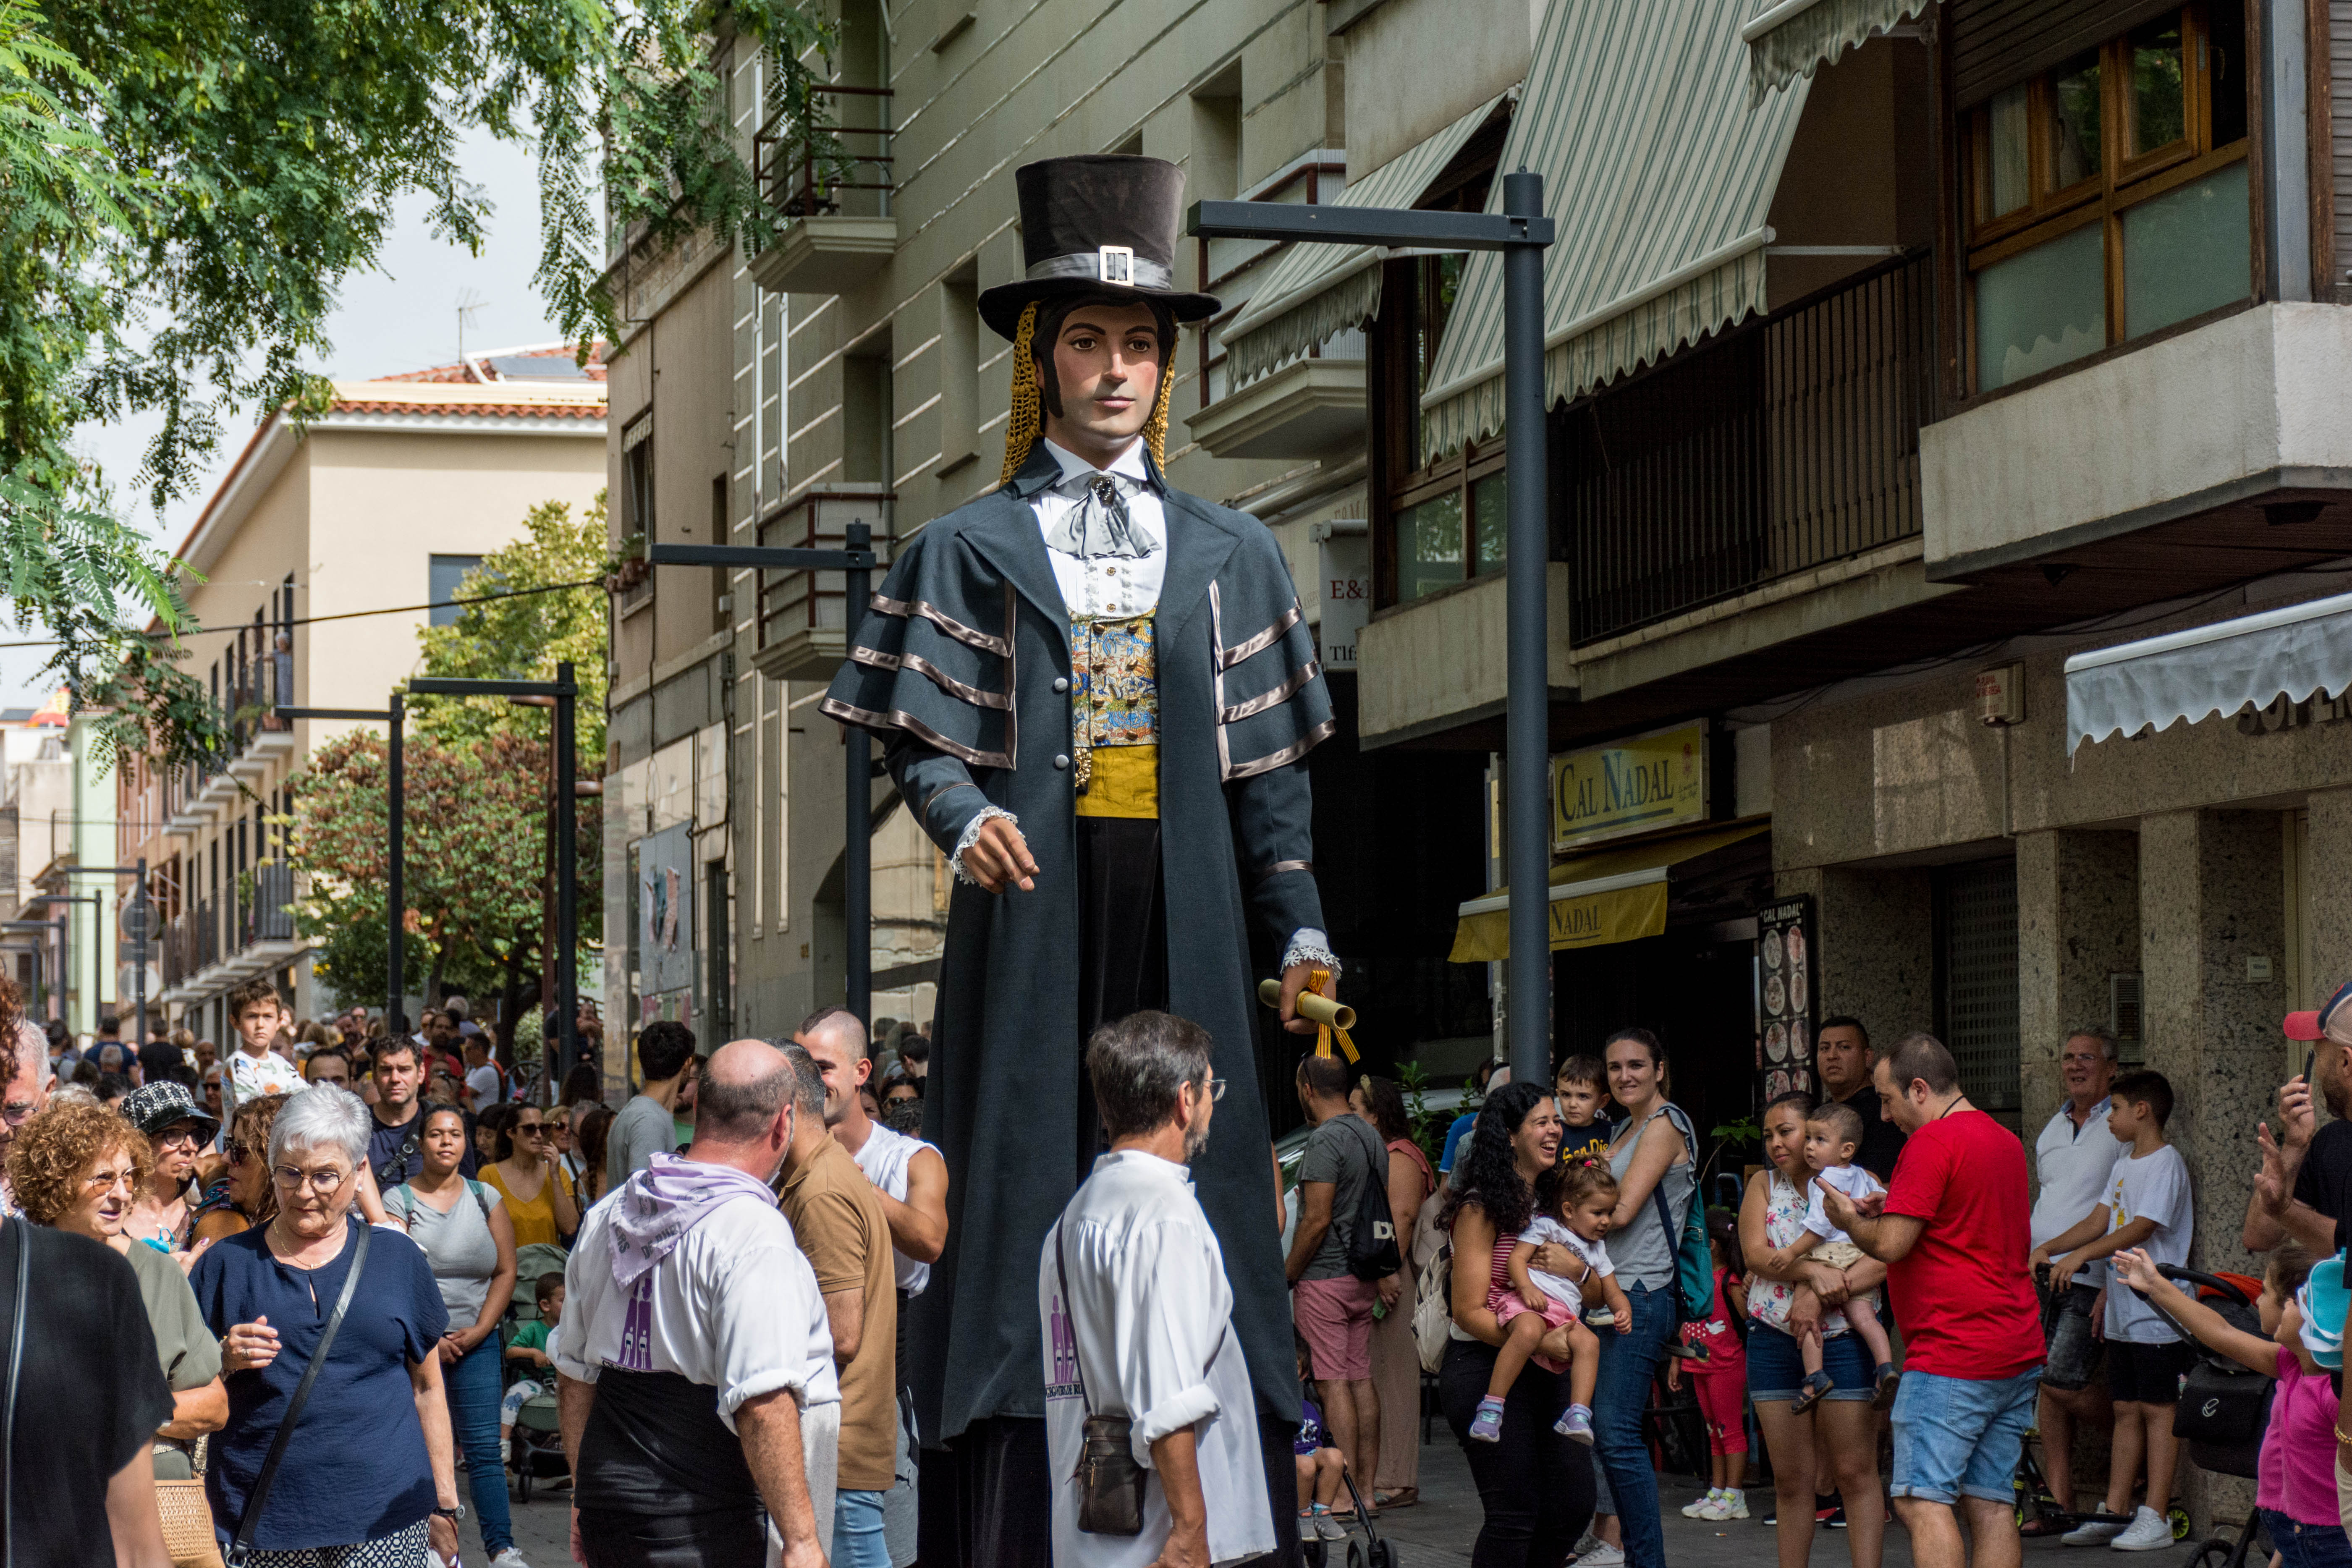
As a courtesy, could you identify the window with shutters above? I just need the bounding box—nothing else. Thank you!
[1958,1,2250,393]
[1935,859,2023,1130]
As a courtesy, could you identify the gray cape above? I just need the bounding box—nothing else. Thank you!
[823,442,1333,1439]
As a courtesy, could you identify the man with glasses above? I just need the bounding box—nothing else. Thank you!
[2026,1026,2122,1535]
[121,1081,220,1255]
[0,1017,51,1215]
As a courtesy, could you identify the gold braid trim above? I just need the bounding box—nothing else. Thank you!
[999,302,1041,484]
[1143,374,1170,471]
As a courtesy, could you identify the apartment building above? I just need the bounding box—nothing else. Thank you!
[119,347,607,1040]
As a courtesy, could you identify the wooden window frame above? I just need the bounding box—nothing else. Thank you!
[1958,1,2251,388]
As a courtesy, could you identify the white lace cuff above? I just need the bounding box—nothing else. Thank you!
[1281,929,1341,980]
[951,807,1020,886]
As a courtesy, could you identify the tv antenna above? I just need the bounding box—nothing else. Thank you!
[456,289,487,365]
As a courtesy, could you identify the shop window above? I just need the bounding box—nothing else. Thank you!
[1961,0,2249,393]
[1935,859,2022,1129]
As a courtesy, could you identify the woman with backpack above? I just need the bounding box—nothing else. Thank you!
[1586,1027,1699,1568]
[387,1101,524,1565]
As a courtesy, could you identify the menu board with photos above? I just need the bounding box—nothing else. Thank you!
[1756,896,1817,1100]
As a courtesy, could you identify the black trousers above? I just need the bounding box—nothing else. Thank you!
[918,1413,1304,1568]
[577,1508,764,1568]
[1072,815,1169,1175]
[1438,1338,1597,1568]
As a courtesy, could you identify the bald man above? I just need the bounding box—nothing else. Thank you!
[559,1039,843,1568]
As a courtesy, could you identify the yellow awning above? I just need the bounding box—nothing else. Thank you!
[1449,822,1769,961]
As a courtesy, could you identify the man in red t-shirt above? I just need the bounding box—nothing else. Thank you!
[1816,1033,2042,1568]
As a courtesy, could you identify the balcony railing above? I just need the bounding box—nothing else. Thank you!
[1565,250,1940,645]
[195,898,219,973]
[754,85,893,219]
[244,863,296,947]
[161,913,194,990]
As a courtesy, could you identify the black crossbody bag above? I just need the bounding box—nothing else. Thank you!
[225,1221,372,1568]
[1055,1228,1147,1536]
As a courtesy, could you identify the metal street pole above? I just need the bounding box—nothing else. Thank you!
[1499,170,1551,1089]
[555,662,579,1087]
[0,927,50,1018]
[279,702,406,1035]
[1186,182,1556,1081]
[19,895,93,1031]
[647,537,883,1027]
[843,522,872,1028]
[134,857,147,1049]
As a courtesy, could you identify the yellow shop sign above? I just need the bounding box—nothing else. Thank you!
[1550,722,1709,851]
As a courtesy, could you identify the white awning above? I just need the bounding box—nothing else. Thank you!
[2065,590,2352,754]
[1418,0,1811,461]
[1742,0,1935,101]
[1221,94,1508,389]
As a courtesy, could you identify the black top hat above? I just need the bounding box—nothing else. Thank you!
[977,155,1222,341]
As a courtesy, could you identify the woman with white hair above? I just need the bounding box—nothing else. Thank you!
[189,1086,464,1565]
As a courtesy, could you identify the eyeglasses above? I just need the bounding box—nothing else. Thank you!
[272,1165,352,1194]
[225,1141,252,1165]
[515,1122,548,1138]
[153,1127,202,1149]
[1194,1078,1227,1102]
[0,1101,36,1126]
[81,1167,136,1194]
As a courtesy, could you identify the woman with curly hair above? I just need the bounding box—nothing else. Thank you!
[1438,1078,1595,1568]
[8,1099,229,1479]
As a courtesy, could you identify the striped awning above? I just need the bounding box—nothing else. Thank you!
[1742,0,1936,100]
[1418,0,1811,462]
[1222,94,1508,389]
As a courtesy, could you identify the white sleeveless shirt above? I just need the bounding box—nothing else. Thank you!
[851,1120,936,1296]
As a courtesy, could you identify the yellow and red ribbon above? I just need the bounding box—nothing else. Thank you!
[1308,968,1358,1063]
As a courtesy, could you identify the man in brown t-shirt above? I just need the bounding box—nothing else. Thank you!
[778,1042,898,1568]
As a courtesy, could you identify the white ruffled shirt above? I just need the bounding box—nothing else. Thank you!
[1034,439,1168,618]
[1040,1149,1275,1568]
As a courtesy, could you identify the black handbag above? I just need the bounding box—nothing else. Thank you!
[225,1220,372,1568]
[1056,1228,1146,1536]
[2173,1353,2271,1454]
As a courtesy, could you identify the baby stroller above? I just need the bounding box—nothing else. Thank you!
[1301,1464,1396,1568]
[2148,1264,2272,1568]
[509,1386,567,1504]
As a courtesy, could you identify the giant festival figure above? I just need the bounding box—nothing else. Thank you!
[822,153,1339,1567]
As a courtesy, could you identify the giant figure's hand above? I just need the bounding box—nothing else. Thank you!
[1277,963,1331,1037]
[966,817,1039,893]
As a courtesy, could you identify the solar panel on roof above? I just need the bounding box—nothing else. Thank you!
[486,354,593,381]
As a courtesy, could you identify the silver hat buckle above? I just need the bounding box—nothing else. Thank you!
[1096,245,1134,285]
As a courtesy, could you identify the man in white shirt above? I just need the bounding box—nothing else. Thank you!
[462,1031,503,1110]
[799,1006,949,1568]
[2027,1026,2122,1526]
[1040,1010,1276,1568]
[558,1038,841,1567]
[220,978,301,1116]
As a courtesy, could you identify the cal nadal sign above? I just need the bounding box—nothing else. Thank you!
[1551,722,1709,851]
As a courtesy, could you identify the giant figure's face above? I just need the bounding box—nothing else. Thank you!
[1038,302,1165,452]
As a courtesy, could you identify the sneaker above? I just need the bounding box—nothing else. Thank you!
[490,1552,533,1568]
[500,1436,512,1465]
[1717,1492,1750,1521]
[2062,1517,2129,1547]
[1316,1512,1350,1542]
[2110,1508,2174,1551]
[1575,1544,1625,1567]
[1468,1396,1505,1442]
[1298,1513,1319,1544]
[1682,1491,1722,1518]
[1871,1363,1902,1411]
[1571,1531,1605,1559]
[1823,1504,1847,1529]
[1553,1406,1595,1444]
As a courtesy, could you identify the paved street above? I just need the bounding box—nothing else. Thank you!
[468,1431,2265,1568]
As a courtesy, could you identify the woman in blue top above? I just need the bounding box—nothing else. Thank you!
[189,1085,461,1565]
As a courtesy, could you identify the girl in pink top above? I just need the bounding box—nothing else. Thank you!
[2111,1246,2343,1563]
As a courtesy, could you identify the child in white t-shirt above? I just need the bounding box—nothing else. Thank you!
[2027,1070,2192,1552]
[222,982,300,1116]
[1468,1158,1632,1447]
[1768,1101,1899,1411]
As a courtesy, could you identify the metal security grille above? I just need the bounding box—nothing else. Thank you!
[1939,861,2022,1118]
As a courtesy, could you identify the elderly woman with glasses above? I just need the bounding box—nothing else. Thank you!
[7,1099,229,1481]
[189,1086,463,1565]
